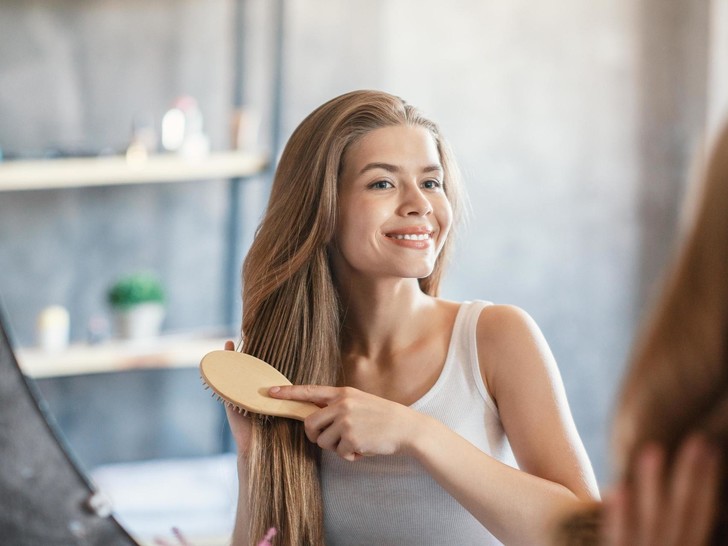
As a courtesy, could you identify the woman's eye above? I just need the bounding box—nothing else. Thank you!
[370,180,393,190]
[422,179,443,190]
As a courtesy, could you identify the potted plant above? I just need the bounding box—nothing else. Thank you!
[107,273,166,340]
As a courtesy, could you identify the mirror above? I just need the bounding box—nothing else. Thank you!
[0,306,138,545]
[0,0,721,544]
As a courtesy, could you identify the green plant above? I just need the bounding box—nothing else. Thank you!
[107,273,165,309]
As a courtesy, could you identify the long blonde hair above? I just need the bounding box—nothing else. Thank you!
[240,90,463,545]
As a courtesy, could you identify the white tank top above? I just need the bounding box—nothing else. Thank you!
[321,300,516,545]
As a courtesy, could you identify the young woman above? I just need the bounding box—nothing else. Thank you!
[556,122,728,545]
[227,90,599,545]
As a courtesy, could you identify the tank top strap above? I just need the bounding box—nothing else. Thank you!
[457,300,499,416]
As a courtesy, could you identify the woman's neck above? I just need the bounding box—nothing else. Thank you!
[337,276,436,359]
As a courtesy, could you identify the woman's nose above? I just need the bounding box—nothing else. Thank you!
[399,186,433,216]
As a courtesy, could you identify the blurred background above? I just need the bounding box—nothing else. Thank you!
[1,0,726,543]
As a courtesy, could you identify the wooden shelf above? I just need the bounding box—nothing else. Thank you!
[16,333,230,379]
[0,151,268,192]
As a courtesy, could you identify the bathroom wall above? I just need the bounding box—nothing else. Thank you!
[0,0,714,479]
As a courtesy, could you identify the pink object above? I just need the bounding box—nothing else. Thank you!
[257,527,277,546]
[152,527,192,546]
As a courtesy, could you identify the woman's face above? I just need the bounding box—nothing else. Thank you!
[331,124,453,283]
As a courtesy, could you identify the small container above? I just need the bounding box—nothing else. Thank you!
[162,96,210,159]
[37,305,70,352]
[114,302,165,340]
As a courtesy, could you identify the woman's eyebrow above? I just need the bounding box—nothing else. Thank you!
[359,162,399,174]
[358,162,443,175]
[422,164,444,174]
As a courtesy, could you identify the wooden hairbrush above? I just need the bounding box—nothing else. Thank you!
[200,350,318,421]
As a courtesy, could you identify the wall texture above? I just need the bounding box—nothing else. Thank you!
[0,0,713,484]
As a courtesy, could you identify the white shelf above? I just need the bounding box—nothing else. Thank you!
[16,333,230,378]
[0,151,267,192]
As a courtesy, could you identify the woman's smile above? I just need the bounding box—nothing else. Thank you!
[383,227,435,249]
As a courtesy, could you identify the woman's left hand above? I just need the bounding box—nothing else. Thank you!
[603,434,721,546]
[268,385,425,462]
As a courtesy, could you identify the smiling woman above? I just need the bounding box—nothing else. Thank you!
[228,90,599,546]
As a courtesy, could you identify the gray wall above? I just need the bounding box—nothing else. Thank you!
[0,0,713,483]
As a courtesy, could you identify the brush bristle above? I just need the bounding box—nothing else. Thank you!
[200,377,270,422]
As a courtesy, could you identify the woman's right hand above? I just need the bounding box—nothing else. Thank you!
[223,340,253,455]
[268,384,428,461]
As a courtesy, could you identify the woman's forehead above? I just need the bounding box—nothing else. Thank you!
[342,125,441,174]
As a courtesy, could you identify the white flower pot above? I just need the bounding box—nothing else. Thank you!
[114,303,165,340]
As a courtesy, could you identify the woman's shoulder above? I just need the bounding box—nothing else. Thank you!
[470,304,551,403]
[430,298,542,340]
[477,303,537,331]
[475,304,545,360]
[430,299,537,330]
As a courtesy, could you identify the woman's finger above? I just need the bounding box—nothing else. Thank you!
[315,424,343,452]
[302,407,360,460]
[336,438,362,461]
[269,384,344,406]
[634,443,665,546]
[225,405,252,455]
[303,403,340,438]
[663,435,707,545]
[603,485,629,546]
[223,339,235,351]
[681,438,721,546]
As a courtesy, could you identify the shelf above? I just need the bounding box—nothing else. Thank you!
[0,151,268,192]
[16,333,230,378]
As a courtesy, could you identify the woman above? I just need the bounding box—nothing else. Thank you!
[556,122,728,545]
[228,90,599,545]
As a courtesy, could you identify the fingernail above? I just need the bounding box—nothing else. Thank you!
[269,386,280,394]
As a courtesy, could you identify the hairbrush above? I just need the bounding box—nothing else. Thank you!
[200,350,318,421]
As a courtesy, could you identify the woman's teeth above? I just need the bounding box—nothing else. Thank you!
[389,233,431,241]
